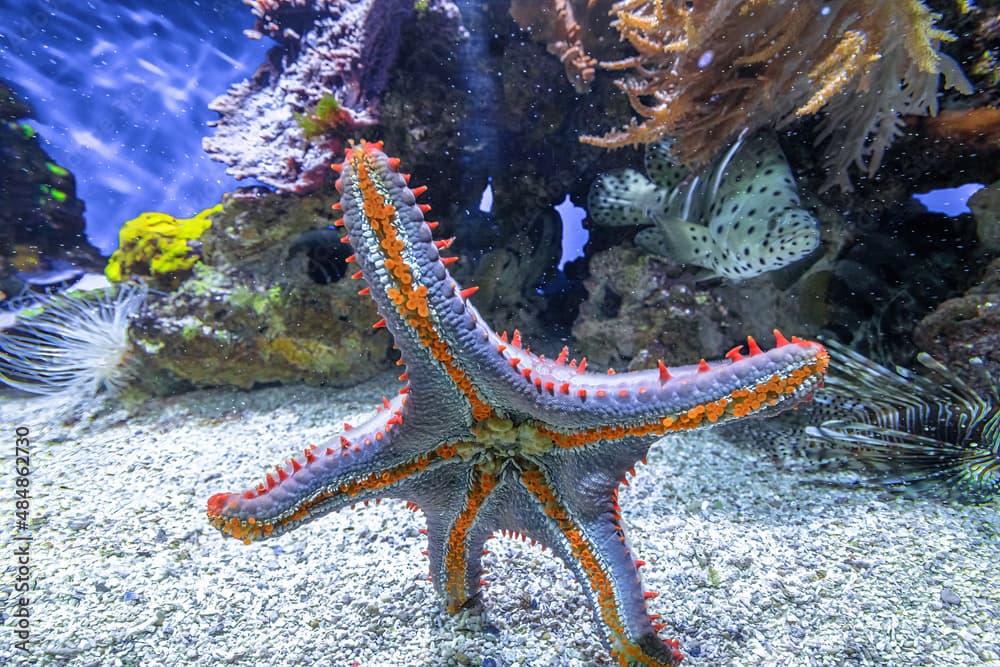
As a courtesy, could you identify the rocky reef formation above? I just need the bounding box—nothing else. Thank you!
[0,81,102,296]
[125,0,1000,395]
[197,0,634,348]
[203,0,465,192]
[971,180,1000,253]
[572,245,734,369]
[123,0,621,390]
[127,189,390,391]
[572,230,843,373]
[822,200,985,363]
[915,258,1000,396]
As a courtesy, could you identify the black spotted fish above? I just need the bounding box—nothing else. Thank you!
[588,131,820,280]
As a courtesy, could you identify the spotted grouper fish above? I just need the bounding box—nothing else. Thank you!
[588,130,820,280]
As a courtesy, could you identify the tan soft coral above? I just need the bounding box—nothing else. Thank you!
[582,0,972,190]
[509,0,615,93]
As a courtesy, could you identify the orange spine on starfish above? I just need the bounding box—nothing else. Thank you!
[444,468,497,610]
[206,439,463,544]
[539,340,830,449]
[521,465,682,667]
[341,141,492,420]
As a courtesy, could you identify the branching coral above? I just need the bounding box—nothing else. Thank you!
[105,205,222,289]
[242,0,411,115]
[204,0,464,192]
[808,341,1000,503]
[582,0,973,190]
[0,284,146,408]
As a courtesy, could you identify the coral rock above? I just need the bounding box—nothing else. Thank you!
[572,245,734,368]
[204,0,463,192]
[971,180,1000,253]
[914,258,1000,395]
[573,237,841,372]
[0,80,101,286]
[130,189,390,390]
[104,205,222,289]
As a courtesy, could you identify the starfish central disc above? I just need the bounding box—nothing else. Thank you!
[457,416,556,471]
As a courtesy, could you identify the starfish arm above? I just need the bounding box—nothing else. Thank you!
[207,394,467,543]
[527,337,829,446]
[335,142,827,443]
[513,458,683,667]
[337,141,499,423]
[422,463,500,611]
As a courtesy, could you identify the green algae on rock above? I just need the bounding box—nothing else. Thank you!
[128,190,391,391]
[0,80,102,287]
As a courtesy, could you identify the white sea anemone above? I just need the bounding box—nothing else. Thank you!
[0,283,147,403]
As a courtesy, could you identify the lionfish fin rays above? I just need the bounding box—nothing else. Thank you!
[914,351,991,408]
[821,343,942,412]
[824,341,989,417]
[799,340,999,503]
[805,421,1000,500]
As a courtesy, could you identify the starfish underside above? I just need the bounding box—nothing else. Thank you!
[207,141,829,666]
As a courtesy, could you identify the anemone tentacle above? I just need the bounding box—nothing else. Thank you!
[0,283,146,403]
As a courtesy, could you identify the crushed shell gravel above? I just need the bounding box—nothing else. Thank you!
[1,375,997,666]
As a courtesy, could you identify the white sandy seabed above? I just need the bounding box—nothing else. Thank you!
[1,373,998,667]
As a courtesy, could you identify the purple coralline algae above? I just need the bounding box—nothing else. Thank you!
[203,0,463,192]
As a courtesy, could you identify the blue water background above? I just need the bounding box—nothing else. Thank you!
[0,0,267,254]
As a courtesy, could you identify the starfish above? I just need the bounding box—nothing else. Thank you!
[207,140,829,666]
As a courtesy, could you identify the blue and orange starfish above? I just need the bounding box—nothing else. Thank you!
[207,141,829,666]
